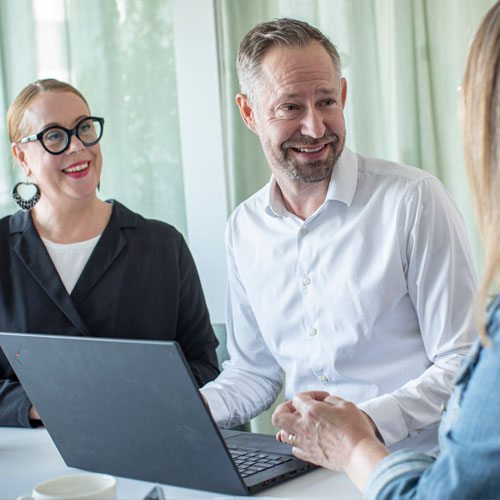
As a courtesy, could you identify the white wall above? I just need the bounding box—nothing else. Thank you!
[172,0,228,324]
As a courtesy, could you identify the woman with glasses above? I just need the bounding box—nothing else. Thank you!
[0,79,220,427]
[272,2,500,498]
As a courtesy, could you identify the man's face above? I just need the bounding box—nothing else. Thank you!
[238,42,347,184]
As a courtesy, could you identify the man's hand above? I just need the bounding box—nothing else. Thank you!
[200,392,212,416]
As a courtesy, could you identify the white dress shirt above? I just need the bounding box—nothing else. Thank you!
[202,147,477,452]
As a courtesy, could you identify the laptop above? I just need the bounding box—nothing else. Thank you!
[0,332,316,495]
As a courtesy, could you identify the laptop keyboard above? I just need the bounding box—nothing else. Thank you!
[229,448,293,478]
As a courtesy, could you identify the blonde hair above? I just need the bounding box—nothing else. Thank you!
[462,1,500,341]
[7,78,89,143]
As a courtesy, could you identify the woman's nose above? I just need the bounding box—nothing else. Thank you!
[65,133,85,154]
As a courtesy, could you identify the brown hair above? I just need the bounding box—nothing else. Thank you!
[7,78,89,143]
[237,18,341,105]
[462,1,500,341]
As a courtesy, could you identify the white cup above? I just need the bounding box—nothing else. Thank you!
[17,473,116,500]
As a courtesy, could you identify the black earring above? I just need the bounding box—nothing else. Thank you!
[12,181,41,211]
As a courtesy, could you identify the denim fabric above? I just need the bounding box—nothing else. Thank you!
[364,295,500,499]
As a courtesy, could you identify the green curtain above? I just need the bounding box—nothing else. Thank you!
[0,0,37,213]
[0,0,186,235]
[214,0,496,434]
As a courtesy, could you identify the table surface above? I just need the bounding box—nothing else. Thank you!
[0,427,362,499]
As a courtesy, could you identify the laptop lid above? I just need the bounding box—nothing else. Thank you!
[0,333,314,496]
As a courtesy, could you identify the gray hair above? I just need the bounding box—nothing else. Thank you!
[236,18,341,105]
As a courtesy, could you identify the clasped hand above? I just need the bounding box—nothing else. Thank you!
[271,391,384,474]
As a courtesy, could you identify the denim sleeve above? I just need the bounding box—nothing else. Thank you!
[364,322,500,500]
[364,450,434,499]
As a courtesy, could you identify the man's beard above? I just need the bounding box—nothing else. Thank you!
[266,131,346,183]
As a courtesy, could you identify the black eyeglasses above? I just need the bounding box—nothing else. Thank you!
[19,116,105,155]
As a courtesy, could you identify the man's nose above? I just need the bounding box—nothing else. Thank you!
[300,108,326,139]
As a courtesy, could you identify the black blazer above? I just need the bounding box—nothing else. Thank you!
[0,200,219,427]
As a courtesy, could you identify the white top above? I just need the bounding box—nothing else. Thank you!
[42,235,101,294]
[201,147,478,452]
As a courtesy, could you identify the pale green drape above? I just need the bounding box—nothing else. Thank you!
[0,0,186,234]
[0,0,37,212]
[214,0,497,433]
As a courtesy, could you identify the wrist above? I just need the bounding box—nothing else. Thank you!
[29,405,40,421]
[344,437,390,493]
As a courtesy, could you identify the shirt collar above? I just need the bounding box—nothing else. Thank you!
[266,177,287,217]
[265,146,358,218]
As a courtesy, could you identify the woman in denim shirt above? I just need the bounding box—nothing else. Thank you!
[272,2,500,499]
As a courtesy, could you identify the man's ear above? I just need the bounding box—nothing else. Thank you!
[236,93,258,134]
[11,143,30,176]
[340,77,347,110]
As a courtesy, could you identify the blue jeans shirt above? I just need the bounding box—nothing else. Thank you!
[364,295,500,499]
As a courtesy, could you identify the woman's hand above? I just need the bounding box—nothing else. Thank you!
[272,391,390,491]
[29,405,40,421]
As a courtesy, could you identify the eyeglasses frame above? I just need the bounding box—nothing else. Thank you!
[19,116,105,155]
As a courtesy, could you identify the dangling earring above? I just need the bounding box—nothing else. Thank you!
[12,180,41,211]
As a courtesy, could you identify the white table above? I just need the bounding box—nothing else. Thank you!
[0,427,362,499]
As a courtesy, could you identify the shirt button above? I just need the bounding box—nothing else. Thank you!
[303,276,311,286]
[300,228,309,236]
[320,375,329,382]
[309,327,317,336]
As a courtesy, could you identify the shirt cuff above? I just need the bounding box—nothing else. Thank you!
[364,449,434,499]
[200,384,230,427]
[358,393,408,447]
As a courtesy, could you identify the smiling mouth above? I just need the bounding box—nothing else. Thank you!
[292,144,327,153]
[63,162,89,173]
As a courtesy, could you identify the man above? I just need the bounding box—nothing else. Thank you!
[201,18,477,452]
